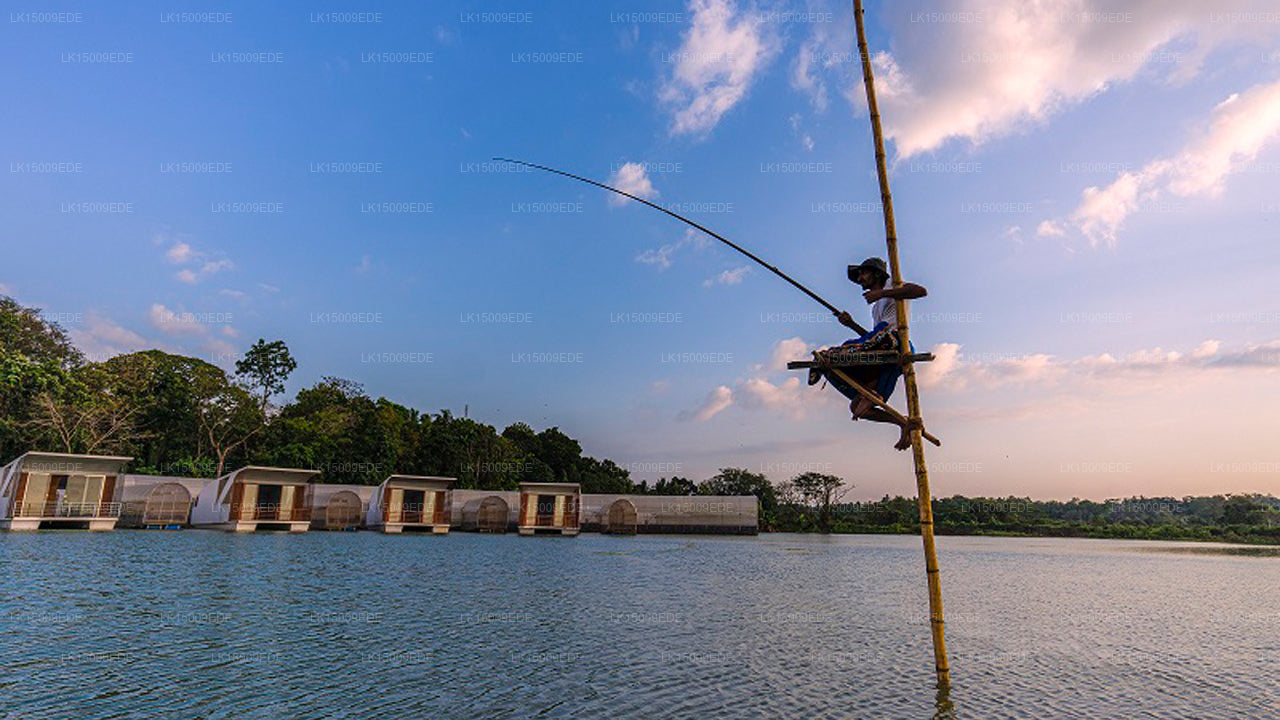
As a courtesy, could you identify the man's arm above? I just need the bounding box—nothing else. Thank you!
[835,311,866,331]
[866,282,927,302]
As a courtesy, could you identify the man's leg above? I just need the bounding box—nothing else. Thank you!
[821,359,919,451]
[851,396,916,451]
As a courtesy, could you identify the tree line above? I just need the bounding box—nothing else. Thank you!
[4,294,1276,544]
[775,488,1280,544]
[0,296,790,500]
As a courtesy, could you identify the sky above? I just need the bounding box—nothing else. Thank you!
[3,0,1279,500]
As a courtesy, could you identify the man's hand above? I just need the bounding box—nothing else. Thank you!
[862,288,885,303]
[835,310,856,328]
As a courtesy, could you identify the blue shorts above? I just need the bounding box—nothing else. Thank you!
[826,363,900,403]
[822,322,909,403]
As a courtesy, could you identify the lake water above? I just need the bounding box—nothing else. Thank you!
[2,532,1276,719]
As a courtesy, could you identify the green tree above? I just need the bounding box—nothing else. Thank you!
[235,339,297,412]
[536,427,582,482]
[0,296,83,460]
[501,422,539,456]
[25,361,147,454]
[103,351,217,474]
[791,472,847,532]
[575,456,633,494]
[0,296,83,369]
[192,366,266,477]
[700,467,778,526]
[650,476,697,495]
[1222,495,1267,525]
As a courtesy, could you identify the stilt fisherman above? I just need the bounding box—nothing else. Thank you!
[810,257,927,450]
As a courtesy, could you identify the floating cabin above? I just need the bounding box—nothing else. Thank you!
[581,494,758,535]
[0,452,132,531]
[0,452,762,535]
[190,466,319,532]
[117,475,209,529]
[455,490,517,533]
[310,484,374,531]
[366,475,455,534]
[518,482,581,536]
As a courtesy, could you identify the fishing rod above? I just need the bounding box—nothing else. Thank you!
[493,157,869,335]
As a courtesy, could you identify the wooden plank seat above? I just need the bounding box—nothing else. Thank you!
[786,352,934,370]
[790,353,941,447]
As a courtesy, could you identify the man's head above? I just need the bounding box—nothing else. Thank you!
[848,257,889,290]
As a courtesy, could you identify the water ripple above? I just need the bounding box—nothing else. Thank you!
[1,532,1275,719]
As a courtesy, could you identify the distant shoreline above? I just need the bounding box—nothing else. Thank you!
[766,525,1280,546]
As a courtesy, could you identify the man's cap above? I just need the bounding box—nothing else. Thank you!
[848,257,889,281]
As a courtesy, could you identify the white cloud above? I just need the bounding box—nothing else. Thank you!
[258,283,281,293]
[703,265,750,286]
[636,244,678,269]
[149,303,207,336]
[1191,340,1220,359]
[1035,220,1066,238]
[1066,80,1280,245]
[160,235,233,283]
[920,338,1280,393]
[146,303,241,362]
[355,255,373,275]
[607,162,659,207]
[735,376,809,421]
[681,337,833,422]
[203,337,238,362]
[682,385,735,421]
[660,0,779,136]
[69,312,149,361]
[767,336,813,371]
[635,228,707,270]
[791,33,830,112]
[788,112,816,151]
[218,289,248,301]
[806,0,1279,158]
[165,242,197,264]
[201,259,233,275]
[920,343,1060,392]
[0,282,12,295]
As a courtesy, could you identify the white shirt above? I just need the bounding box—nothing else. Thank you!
[871,296,898,330]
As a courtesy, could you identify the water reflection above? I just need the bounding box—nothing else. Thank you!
[932,683,957,720]
[1135,544,1280,558]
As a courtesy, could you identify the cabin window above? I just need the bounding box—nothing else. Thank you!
[256,484,282,520]
[403,489,425,522]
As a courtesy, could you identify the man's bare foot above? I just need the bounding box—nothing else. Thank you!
[894,418,924,451]
[894,430,912,451]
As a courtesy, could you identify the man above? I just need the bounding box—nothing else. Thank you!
[811,257,927,451]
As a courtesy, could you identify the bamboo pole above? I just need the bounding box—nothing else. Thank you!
[852,0,950,687]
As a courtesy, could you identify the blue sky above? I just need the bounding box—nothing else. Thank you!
[4,0,1279,499]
